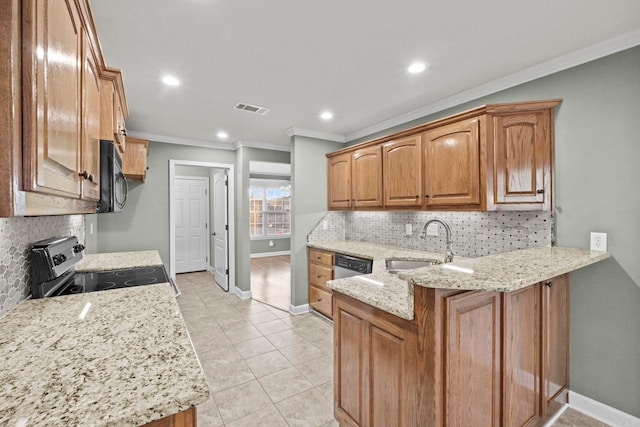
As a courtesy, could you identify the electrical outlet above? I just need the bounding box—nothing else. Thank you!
[322,220,328,230]
[89,223,94,235]
[405,224,412,236]
[426,223,439,237]
[590,232,607,252]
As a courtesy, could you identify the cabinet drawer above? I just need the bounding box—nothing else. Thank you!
[309,249,333,266]
[309,285,333,318]
[309,263,333,290]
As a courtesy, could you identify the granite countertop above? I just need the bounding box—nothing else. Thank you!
[308,240,610,321]
[75,251,163,272]
[0,283,209,427]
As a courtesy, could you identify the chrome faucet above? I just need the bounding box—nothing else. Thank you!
[421,219,454,263]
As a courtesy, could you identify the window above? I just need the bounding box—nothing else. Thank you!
[249,181,291,238]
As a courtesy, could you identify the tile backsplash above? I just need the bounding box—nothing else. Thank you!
[0,215,85,317]
[309,210,553,258]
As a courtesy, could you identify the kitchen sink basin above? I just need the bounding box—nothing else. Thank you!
[385,258,441,274]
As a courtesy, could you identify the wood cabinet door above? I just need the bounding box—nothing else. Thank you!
[445,291,501,427]
[352,146,382,208]
[423,117,481,208]
[334,300,366,426]
[122,137,149,182]
[80,31,100,201]
[491,110,551,208]
[328,152,352,209]
[113,88,127,152]
[23,0,83,198]
[383,135,422,207]
[541,275,569,417]
[503,284,540,427]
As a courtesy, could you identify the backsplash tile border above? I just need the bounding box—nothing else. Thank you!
[309,210,553,258]
[0,215,85,317]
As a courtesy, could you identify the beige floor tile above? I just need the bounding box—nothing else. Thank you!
[196,396,224,427]
[255,319,291,336]
[297,354,333,386]
[234,302,271,315]
[198,344,244,364]
[201,359,255,394]
[233,336,276,359]
[275,388,336,427]
[245,350,293,378]
[279,341,326,365]
[316,381,333,403]
[264,329,309,349]
[553,407,611,427]
[319,419,340,427]
[248,310,280,325]
[190,330,232,354]
[257,366,315,403]
[217,315,254,332]
[213,380,273,423]
[225,404,288,427]
[224,324,264,344]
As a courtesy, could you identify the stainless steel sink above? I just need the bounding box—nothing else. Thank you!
[385,258,441,274]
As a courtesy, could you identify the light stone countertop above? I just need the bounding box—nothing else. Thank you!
[75,250,164,272]
[0,283,209,427]
[308,241,610,321]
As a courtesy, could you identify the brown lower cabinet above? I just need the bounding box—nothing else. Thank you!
[142,407,196,427]
[333,275,569,427]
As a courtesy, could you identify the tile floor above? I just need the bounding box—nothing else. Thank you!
[176,271,610,427]
[176,271,336,427]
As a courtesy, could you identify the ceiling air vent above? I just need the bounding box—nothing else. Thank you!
[234,103,270,115]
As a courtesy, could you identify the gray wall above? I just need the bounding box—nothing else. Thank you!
[250,237,290,255]
[346,46,640,416]
[234,147,291,292]
[290,136,343,306]
[96,142,235,271]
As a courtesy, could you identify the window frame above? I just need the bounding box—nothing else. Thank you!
[249,179,291,240]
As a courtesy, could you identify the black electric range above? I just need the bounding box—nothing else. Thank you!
[30,236,175,299]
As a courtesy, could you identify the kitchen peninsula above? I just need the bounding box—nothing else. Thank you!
[308,241,609,427]
[0,251,209,427]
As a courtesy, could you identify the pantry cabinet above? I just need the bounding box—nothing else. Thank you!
[0,0,129,217]
[423,117,482,209]
[326,99,560,213]
[383,135,422,207]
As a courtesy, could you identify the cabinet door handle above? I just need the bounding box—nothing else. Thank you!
[79,171,93,182]
[425,194,430,198]
[317,275,322,279]
[545,281,552,287]
[121,128,128,136]
[537,189,545,194]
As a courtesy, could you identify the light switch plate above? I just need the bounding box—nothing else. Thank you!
[405,224,412,236]
[322,220,328,230]
[426,223,439,237]
[590,232,607,252]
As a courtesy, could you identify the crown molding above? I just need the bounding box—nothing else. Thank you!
[233,140,291,152]
[345,28,640,142]
[127,131,237,151]
[285,127,346,143]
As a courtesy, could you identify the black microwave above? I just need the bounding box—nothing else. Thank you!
[97,140,128,213]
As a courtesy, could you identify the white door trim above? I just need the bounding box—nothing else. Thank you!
[169,159,236,295]
[174,175,210,273]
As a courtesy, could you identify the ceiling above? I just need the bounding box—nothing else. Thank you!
[90,0,640,151]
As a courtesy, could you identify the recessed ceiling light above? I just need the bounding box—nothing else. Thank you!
[320,111,334,120]
[217,131,228,140]
[407,62,427,74]
[161,75,180,86]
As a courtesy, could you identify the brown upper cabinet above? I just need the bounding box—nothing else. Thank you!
[383,135,422,207]
[326,99,560,212]
[423,117,482,209]
[123,137,150,182]
[100,66,128,155]
[327,146,383,209]
[0,0,128,217]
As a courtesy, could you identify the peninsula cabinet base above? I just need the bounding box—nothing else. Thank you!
[142,406,197,427]
[333,275,569,427]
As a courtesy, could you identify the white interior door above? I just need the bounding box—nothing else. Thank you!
[175,177,209,274]
[213,171,229,290]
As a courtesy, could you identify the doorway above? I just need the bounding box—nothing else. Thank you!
[169,160,235,294]
[174,176,209,274]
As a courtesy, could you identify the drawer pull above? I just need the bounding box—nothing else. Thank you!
[545,281,552,288]
[317,275,322,279]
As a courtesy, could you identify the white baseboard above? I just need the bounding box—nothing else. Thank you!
[234,288,252,300]
[250,250,291,258]
[289,303,312,315]
[569,391,640,427]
